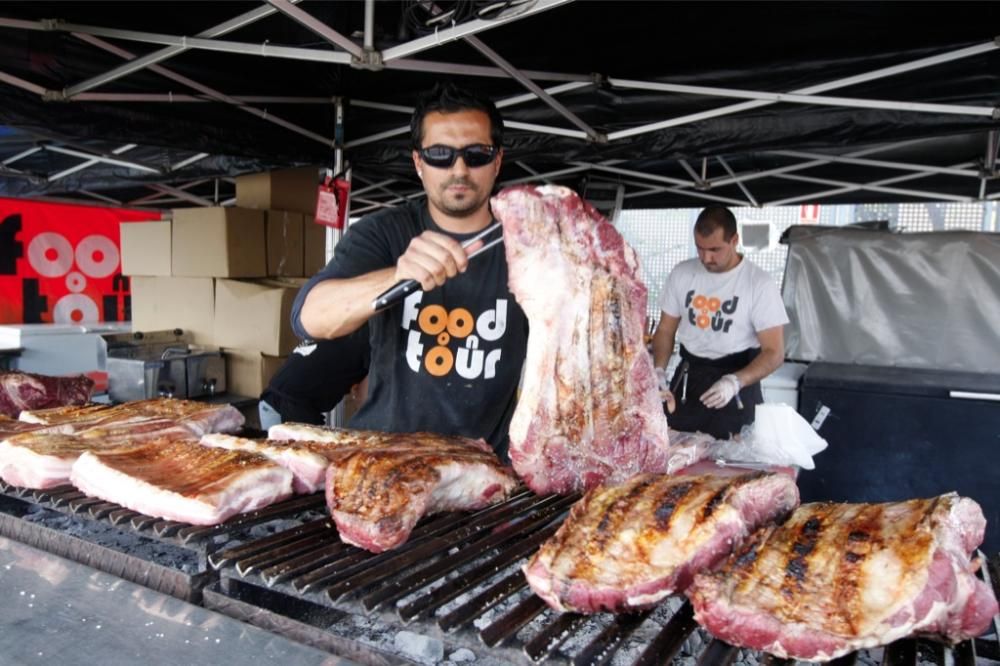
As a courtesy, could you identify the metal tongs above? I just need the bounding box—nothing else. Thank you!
[371,222,504,311]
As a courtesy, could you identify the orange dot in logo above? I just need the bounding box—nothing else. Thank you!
[697,314,710,329]
[425,346,454,376]
[418,305,448,334]
[707,297,721,312]
[437,332,450,345]
[447,307,474,338]
[692,295,707,310]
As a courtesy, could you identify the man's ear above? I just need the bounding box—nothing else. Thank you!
[494,147,504,176]
[412,149,422,177]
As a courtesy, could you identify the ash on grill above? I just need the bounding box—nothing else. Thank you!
[0,478,327,602]
[205,488,1000,666]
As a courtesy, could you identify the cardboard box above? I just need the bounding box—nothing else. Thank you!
[266,210,304,277]
[303,215,329,275]
[120,220,171,276]
[130,276,216,345]
[224,348,286,397]
[171,207,267,278]
[213,278,306,356]
[235,167,318,214]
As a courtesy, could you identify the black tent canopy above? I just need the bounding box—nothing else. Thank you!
[1,1,999,212]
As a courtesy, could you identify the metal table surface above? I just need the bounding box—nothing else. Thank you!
[0,536,352,665]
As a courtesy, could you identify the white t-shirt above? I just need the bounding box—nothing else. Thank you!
[658,257,789,359]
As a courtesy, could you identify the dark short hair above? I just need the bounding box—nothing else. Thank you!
[410,82,504,150]
[694,204,738,241]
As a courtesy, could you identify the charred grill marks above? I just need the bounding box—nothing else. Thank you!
[654,481,695,529]
[783,515,822,590]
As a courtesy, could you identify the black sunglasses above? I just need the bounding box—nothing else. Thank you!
[418,143,498,169]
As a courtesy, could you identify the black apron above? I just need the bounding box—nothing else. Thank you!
[666,345,763,439]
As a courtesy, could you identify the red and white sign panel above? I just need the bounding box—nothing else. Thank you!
[0,197,160,324]
[799,204,820,224]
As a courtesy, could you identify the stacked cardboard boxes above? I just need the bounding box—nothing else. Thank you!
[122,167,326,398]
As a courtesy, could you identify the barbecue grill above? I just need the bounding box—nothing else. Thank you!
[1,478,998,664]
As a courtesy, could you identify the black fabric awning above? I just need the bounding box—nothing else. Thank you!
[1,1,999,210]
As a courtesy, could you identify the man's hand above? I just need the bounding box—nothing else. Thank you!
[700,374,741,409]
[654,367,676,413]
[395,231,478,291]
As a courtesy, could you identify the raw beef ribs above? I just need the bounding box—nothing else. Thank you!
[269,423,518,552]
[70,438,293,525]
[686,495,1000,661]
[491,185,671,495]
[0,371,93,417]
[523,472,799,613]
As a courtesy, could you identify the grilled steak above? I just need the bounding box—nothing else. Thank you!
[0,419,194,489]
[0,370,94,418]
[70,438,293,525]
[524,472,799,613]
[201,433,334,494]
[492,185,671,495]
[687,495,1000,661]
[270,423,518,552]
[19,398,244,435]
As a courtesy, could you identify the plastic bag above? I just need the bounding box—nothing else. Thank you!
[707,403,828,470]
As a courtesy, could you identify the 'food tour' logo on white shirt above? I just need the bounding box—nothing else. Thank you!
[685,290,739,333]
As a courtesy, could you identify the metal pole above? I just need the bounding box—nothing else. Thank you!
[330,97,348,428]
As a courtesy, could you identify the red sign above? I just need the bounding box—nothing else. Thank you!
[314,176,351,229]
[799,204,820,224]
[0,197,160,324]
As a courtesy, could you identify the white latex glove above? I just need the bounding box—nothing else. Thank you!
[654,367,676,413]
[700,373,741,409]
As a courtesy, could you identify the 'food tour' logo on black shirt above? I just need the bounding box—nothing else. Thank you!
[685,289,738,333]
[401,292,507,379]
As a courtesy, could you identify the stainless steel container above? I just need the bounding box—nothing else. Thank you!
[105,330,226,402]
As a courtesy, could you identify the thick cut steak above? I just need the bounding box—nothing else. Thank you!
[0,371,93,417]
[70,438,293,525]
[687,495,1000,661]
[269,423,518,552]
[492,185,671,494]
[524,472,799,613]
[0,419,196,489]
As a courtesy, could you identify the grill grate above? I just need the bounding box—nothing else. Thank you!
[207,488,1000,666]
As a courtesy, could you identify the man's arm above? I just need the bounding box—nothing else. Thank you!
[651,311,681,369]
[732,325,785,388]
[299,230,482,340]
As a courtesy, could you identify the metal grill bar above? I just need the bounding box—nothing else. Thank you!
[524,611,589,663]
[209,519,333,569]
[260,533,347,585]
[438,569,527,633]
[572,608,652,666]
[238,529,341,578]
[177,493,326,544]
[87,502,121,520]
[362,498,571,612]
[631,602,698,666]
[108,509,141,525]
[761,657,794,666]
[951,639,978,666]
[480,594,547,647]
[698,639,738,666]
[883,639,918,665]
[828,652,858,665]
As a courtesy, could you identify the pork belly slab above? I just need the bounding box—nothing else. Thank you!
[70,438,293,525]
[492,185,671,495]
[268,423,519,552]
[687,495,1000,662]
[0,419,194,489]
[524,472,799,613]
[201,433,333,494]
[19,398,244,435]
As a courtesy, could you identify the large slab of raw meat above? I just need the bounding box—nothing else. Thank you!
[491,185,671,495]
[686,495,999,661]
[19,398,244,435]
[523,471,799,613]
[201,433,334,494]
[269,423,519,552]
[0,371,93,418]
[70,438,293,525]
[0,419,195,489]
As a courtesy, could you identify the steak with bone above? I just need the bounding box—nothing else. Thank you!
[0,371,93,418]
[686,495,1000,661]
[267,423,519,552]
[491,185,672,495]
[524,471,800,613]
[70,438,293,525]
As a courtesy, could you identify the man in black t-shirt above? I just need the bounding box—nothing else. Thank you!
[291,83,528,460]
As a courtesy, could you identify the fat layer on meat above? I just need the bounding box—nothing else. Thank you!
[523,471,800,613]
[686,495,1000,661]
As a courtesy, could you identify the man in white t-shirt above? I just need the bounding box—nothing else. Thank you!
[650,205,789,439]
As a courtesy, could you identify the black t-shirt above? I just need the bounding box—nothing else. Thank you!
[290,201,528,460]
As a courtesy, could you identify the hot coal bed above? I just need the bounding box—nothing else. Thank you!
[3,477,996,666]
